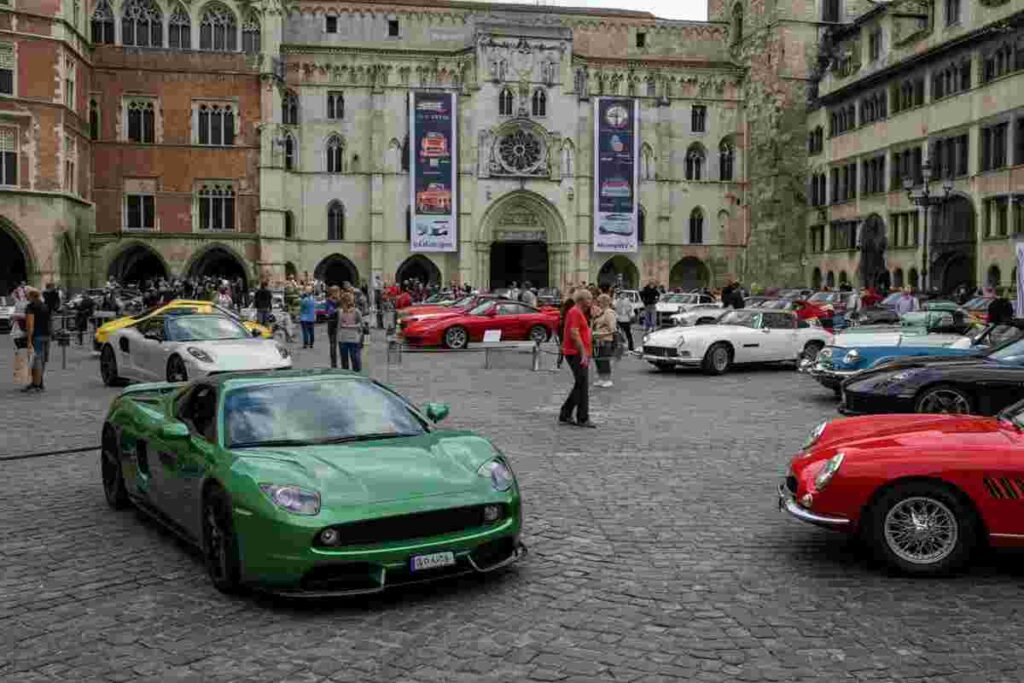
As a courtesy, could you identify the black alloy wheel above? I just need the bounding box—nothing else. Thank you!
[444,326,469,350]
[166,355,189,383]
[864,481,977,576]
[202,488,242,594]
[100,345,121,387]
[100,427,129,510]
[701,343,732,375]
[914,385,973,415]
[529,325,549,343]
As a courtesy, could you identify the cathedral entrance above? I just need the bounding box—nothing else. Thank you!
[930,196,976,294]
[490,241,549,289]
[481,191,565,290]
[187,245,249,289]
[108,243,168,284]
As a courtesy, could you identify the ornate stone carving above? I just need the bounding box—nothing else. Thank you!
[486,123,549,177]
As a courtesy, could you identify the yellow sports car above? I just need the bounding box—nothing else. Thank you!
[94,299,272,350]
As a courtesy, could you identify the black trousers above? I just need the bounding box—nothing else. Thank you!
[617,321,634,351]
[559,354,589,423]
[327,325,338,367]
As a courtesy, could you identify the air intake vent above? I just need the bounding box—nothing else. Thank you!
[983,477,1024,500]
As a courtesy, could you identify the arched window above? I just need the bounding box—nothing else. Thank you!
[91,0,115,44]
[826,271,836,289]
[640,144,655,181]
[531,88,546,117]
[811,267,822,289]
[242,12,260,54]
[197,183,235,231]
[169,3,191,49]
[326,135,344,173]
[908,268,919,289]
[499,88,514,117]
[685,144,705,181]
[89,99,99,140]
[197,104,234,145]
[284,210,294,239]
[688,207,704,244]
[638,206,646,244]
[561,141,575,177]
[283,133,295,170]
[199,3,237,52]
[282,91,298,125]
[122,0,162,47]
[645,77,656,98]
[839,270,849,286]
[893,268,904,287]
[719,138,734,181]
[988,264,1001,287]
[327,202,344,241]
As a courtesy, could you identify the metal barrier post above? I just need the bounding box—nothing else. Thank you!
[532,340,541,372]
[483,347,491,369]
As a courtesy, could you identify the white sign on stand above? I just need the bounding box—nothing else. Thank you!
[482,330,502,343]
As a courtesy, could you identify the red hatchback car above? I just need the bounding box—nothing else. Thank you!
[780,405,1024,575]
[400,300,559,349]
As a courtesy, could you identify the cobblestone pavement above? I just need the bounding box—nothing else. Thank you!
[2,331,1024,682]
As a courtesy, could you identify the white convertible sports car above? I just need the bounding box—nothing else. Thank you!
[669,303,725,327]
[99,313,292,386]
[655,292,717,324]
[641,309,832,374]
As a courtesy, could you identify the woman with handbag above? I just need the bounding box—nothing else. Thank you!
[591,294,617,388]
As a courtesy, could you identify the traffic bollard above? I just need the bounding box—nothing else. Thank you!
[532,340,541,372]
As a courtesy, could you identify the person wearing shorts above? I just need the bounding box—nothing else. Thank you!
[24,288,51,392]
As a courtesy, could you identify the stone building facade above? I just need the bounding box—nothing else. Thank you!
[803,0,1024,294]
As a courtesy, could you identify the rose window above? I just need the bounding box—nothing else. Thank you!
[496,128,545,175]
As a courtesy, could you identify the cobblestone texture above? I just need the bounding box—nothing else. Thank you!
[1,332,1024,682]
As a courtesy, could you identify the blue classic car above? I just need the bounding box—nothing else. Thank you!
[804,313,1023,395]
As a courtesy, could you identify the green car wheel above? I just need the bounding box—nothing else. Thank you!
[203,487,242,594]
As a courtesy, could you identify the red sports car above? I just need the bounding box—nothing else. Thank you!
[779,403,1024,575]
[400,300,559,349]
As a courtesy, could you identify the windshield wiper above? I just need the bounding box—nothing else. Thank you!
[314,432,421,445]
[231,438,314,448]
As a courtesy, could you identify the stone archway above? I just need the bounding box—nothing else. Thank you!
[396,254,441,286]
[669,257,710,290]
[186,244,250,288]
[107,242,169,284]
[597,255,639,288]
[314,253,359,287]
[478,191,567,290]
[859,214,887,289]
[0,218,32,294]
[930,195,976,294]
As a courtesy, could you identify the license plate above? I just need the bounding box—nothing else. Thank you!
[410,551,455,572]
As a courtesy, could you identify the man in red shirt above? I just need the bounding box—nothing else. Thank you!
[559,289,596,428]
[395,289,413,310]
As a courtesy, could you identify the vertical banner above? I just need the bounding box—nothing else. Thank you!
[409,91,458,252]
[593,97,639,252]
[1016,242,1024,317]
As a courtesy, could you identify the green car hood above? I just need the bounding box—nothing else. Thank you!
[233,431,499,507]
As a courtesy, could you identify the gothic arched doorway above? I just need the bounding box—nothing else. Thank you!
[811,267,822,290]
[187,245,249,288]
[669,257,710,290]
[859,214,887,288]
[931,195,976,294]
[0,220,31,294]
[314,254,359,287]
[597,256,640,288]
[396,254,441,286]
[480,191,565,289]
[108,243,168,285]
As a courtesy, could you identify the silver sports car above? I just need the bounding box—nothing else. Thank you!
[99,313,291,386]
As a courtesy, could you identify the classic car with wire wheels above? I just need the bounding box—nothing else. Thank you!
[99,313,291,385]
[94,299,272,351]
[399,300,559,349]
[839,336,1024,416]
[99,370,525,595]
[641,309,833,374]
[779,402,1024,575]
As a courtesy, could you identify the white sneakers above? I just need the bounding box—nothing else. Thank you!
[594,379,613,388]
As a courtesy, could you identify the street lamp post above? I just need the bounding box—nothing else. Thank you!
[903,159,954,293]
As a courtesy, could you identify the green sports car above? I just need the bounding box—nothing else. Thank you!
[100,369,525,595]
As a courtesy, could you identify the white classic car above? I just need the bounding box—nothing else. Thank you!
[669,303,725,327]
[655,293,717,324]
[641,309,833,374]
[99,313,292,386]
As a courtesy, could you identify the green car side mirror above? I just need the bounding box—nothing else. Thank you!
[160,421,191,440]
[424,402,450,424]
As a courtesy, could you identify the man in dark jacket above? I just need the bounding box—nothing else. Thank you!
[253,280,273,325]
[640,281,659,332]
[988,297,1014,325]
[43,283,61,313]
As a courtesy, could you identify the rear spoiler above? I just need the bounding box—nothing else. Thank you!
[119,381,184,397]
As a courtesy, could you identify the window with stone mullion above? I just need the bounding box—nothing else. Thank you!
[122,0,163,48]
[127,102,154,143]
[0,128,16,186]
[91,0,115,44]
[169,4,191,49]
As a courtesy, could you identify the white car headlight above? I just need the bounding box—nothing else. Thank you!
[259,484,321,515]
[842,349,860,365]
[187,346,214,363]
[814,453,845,491]
[642,333,651,344]
[804,420,828,450]
[478,459,515,492]
[818,347,833,360]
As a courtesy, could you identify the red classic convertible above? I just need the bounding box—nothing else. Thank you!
[780,403,1024,575]
[400,300,559,349]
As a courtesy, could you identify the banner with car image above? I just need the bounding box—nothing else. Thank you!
[409,91,458,253]
[593,97,639,252]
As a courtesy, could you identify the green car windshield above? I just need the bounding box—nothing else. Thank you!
[225,379,427,448]
[167,316,249,342]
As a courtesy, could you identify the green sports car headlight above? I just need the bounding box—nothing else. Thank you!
[259,484,321,515]
[478,459,515,492]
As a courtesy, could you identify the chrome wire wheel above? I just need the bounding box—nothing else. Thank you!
[167,356,188,383]
[883,496,959,566]
[712,346,729,372]
[445,326,468,349]
[529,325,548,343]
[916,387,970,414]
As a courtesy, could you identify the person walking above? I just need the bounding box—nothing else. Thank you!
[325,286,340,368]
[894,286,920,315]
[592,294,617,388]
[640,281,659,332]
[23,288,51,392]
[299,287,316,349]
[337,291,363,372]
[75,292,95,346]
[551,295,575,372]
[254,280,273,326]
[558,289,595,428]
[614,291,635,352]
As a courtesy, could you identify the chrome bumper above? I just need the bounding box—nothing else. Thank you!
[642,352,698,365]
[777,484,851,529]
